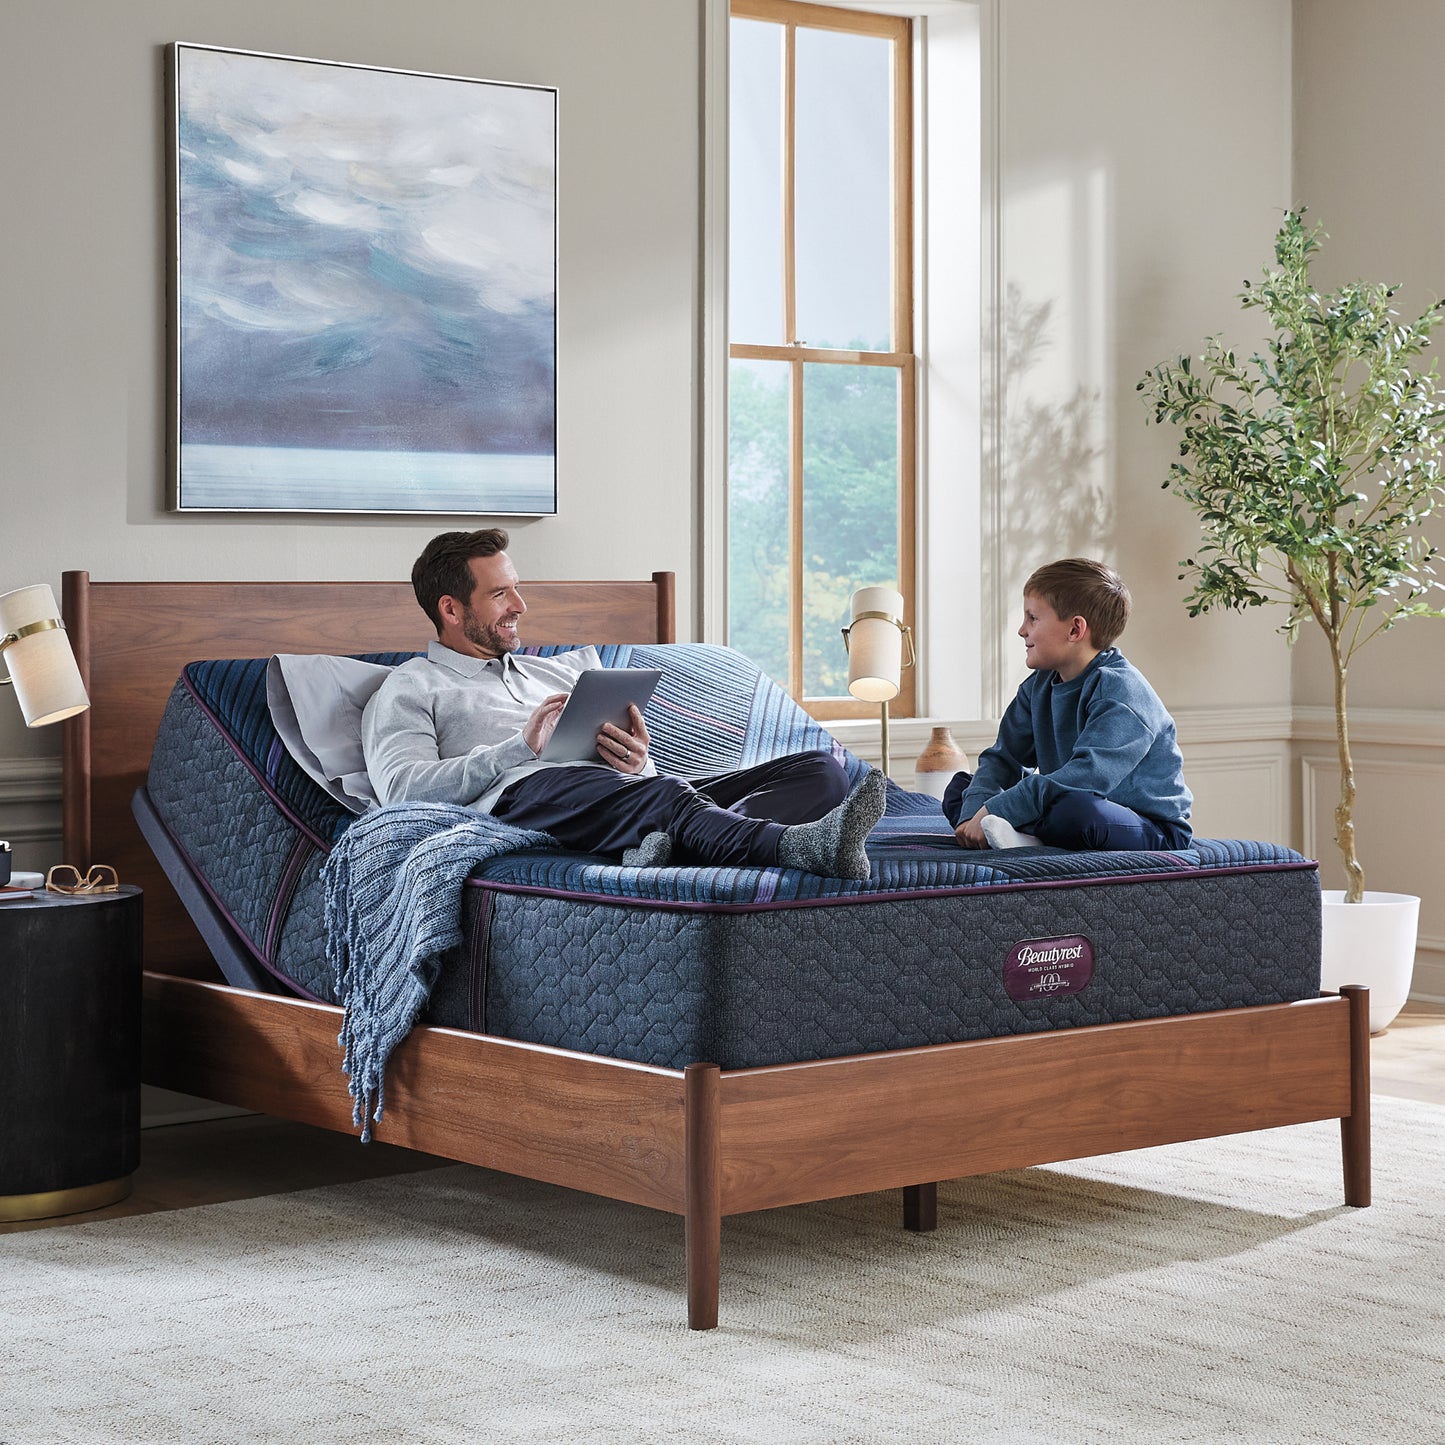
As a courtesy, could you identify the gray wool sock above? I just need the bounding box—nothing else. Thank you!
[777,769,886,880]
[622,831,673,868]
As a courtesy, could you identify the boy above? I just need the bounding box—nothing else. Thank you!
[945,558,1192,852]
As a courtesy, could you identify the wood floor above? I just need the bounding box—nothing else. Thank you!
[4,1000,1442,1236]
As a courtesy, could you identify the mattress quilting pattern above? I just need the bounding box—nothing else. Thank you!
[145,645,1323,1069]
[148,679,318,984]
[468,864,1321,1070]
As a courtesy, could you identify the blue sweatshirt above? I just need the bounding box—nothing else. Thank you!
[944,649,1192,838]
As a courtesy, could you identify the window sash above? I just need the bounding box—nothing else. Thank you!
[729,0,915,719]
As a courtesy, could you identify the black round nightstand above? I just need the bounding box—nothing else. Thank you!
[0,885,142,1221]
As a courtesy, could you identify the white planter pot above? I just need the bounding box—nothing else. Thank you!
[1319,890,1420,1034]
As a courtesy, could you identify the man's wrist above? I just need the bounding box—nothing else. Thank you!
[487,733,540,768]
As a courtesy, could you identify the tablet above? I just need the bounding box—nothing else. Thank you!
[538,667,663,763]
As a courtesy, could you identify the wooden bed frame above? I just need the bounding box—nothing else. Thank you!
[60,569,1371,1330]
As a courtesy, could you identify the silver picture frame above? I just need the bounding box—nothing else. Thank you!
[167,43,558,515]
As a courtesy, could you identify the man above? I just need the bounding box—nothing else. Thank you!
[361,529,885,879]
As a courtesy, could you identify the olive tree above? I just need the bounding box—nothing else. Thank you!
[1139,210,1445,901]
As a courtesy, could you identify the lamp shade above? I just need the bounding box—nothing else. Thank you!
[0,584,90,727]
[846,586,905,703]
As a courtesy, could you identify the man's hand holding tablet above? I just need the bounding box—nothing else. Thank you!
[537,668,663,768]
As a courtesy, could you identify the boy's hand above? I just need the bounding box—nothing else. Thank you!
[954,807,990,850]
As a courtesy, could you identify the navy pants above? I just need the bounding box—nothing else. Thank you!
[942,771,1188,852]
[492,751,849,866]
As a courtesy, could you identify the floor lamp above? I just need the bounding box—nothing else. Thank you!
[841,586,914,777]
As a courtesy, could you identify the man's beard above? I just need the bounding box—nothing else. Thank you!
[461,608,520,657]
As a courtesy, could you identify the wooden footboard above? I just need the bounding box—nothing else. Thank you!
[713,994,1360,1213]
[143,974,1370,1330]
[142,975,688,1213]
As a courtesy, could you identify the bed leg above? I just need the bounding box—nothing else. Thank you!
[684,1062,721,1330]
[903,1182,937,1232]
[1340,984,1371,1208]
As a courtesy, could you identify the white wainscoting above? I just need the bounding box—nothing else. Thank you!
[1176,750,1292,845]
[0,757,62,871]
[1297,714,1445,1003]
[1174,705,1294,846]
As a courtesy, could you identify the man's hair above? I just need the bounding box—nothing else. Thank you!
[1023,557,1131,650]
[411,529,511,631]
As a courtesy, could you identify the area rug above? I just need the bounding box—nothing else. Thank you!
[4,1096,1442,1445]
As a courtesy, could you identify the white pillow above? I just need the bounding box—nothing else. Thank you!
[266,654,394,812]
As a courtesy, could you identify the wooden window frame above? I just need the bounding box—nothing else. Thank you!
[729,0,916,720]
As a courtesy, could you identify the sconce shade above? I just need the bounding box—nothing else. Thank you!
[0,584,90,727]
[846,586,905,703]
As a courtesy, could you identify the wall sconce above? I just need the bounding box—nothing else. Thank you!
[841,585,915,777]
[0,584,91,728]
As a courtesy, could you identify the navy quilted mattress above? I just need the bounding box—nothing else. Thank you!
[140,645,1323,1071]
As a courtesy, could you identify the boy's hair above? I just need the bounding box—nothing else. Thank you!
[1023,557,1131,650]
[412,528,510,631]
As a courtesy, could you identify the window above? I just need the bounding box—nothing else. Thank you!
[728,0,916,718]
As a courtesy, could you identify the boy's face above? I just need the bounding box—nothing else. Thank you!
[1018,593,1094,681]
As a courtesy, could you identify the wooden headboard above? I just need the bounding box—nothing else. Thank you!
[60,569,676,974]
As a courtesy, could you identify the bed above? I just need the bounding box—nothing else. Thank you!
[60,570,1371,1330]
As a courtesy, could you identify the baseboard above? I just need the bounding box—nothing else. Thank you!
[1411,942,1445,1004]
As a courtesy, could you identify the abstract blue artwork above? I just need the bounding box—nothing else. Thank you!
[169,44,557,514]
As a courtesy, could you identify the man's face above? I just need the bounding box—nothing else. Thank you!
[454,552,526,657]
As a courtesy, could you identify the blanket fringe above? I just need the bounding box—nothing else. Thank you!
[325,802,554,1142]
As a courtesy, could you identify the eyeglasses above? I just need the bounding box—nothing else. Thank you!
[45,864,119,895]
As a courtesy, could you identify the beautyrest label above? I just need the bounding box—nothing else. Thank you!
[1004,935,1094,1001]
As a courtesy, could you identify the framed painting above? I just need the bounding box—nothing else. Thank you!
[167,44,557,515]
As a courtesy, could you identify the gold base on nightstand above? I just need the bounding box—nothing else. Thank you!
[0,1175,132,1222]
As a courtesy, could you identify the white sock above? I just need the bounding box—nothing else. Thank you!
[981,814,1041,850]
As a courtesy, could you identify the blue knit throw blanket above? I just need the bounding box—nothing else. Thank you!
[324,801,556,1141]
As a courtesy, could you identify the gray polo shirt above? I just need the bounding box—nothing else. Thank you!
[361,641,653,813]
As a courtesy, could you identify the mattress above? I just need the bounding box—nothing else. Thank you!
[140,646,1323,1071]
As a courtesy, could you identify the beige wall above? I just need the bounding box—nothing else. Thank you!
[992,0,1293,720]
[1292,0,1445,717]
[1291,0,1445,993]
[977,0,1300,857]
[0,0,700,784]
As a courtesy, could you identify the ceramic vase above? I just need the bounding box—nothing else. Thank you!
[913,727,968,799]
[1319,889,1419,1034]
